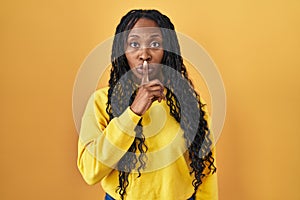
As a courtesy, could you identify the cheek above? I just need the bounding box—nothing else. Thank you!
[151,50,164,63]
[157,50,164,62]
[125,53,135,69]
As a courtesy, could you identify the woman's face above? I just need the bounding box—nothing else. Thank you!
[125,18,164,81]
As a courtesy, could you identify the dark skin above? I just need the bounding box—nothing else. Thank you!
[125,18,166,116]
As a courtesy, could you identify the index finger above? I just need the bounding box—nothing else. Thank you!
[141,60,149,85]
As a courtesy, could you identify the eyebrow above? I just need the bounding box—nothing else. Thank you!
[150,34,162,38]
[128,34,162,38]
[128,34,139,38]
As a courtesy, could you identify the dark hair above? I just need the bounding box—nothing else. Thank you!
[106,9,216,199]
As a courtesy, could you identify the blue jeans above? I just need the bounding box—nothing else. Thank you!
[105,193,115,200]
[105,193,195,200]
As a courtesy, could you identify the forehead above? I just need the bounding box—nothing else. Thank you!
[128,18,162,37]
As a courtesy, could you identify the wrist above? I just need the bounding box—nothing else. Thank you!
[130,105,143,116]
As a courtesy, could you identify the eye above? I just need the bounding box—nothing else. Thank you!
[150,41,161,48]
[129,41,140,48]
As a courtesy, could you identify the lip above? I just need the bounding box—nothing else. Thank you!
[135,64,155,75]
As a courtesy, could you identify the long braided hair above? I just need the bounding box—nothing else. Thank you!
[106,9,216,199]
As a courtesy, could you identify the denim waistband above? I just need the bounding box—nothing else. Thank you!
[105,193,195,200]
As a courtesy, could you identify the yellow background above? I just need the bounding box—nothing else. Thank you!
[1,0,300,200]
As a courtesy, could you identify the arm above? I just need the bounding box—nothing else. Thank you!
[195,146,219,200]
[77,89,141,185]
[195,99,219,200]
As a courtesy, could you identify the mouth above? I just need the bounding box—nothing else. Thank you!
[136,64,155,75]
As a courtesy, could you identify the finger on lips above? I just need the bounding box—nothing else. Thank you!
[141,61,149,85]
[138,61,165,102]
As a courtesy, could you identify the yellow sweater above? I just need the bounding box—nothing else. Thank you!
[77,87,218,200]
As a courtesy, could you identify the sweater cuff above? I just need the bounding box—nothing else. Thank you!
[114,106,142,137]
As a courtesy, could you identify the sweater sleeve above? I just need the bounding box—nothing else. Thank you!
[77,89,142,185]
[195,98,219,200]
[195,146,219,200]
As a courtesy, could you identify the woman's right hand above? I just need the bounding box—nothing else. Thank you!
[130,79,166,116]
[130,61,165,116]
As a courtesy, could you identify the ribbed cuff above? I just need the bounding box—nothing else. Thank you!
[114,106,142,137]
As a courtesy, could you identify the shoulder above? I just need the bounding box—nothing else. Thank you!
[84,87,110,115]
[94,86,109,96]
[92,86,110,103]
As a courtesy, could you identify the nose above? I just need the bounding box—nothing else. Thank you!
[139,47,151,62]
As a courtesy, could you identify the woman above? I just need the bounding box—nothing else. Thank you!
[77,9,218,200]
